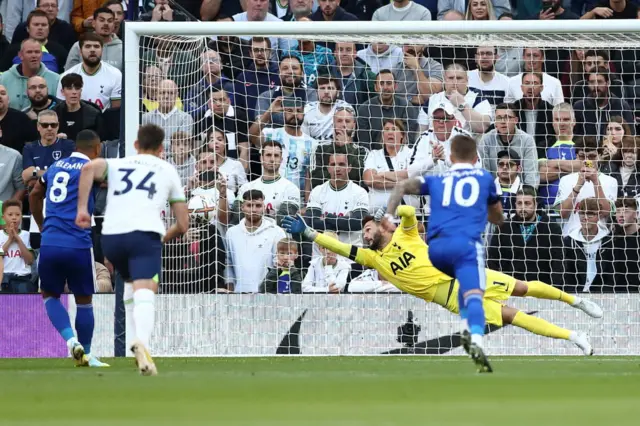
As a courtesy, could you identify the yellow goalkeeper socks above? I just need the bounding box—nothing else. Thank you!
[525,281,575,305]
[512,311,571,340]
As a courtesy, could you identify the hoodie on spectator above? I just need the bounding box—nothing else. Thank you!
[234,61,281,120]
[479,128,539,188]
[0,64,60,111]
[226,217,287,293]
[64,35,123,71]
[574,95,634,140]
[329,59,377,107]
[562,225,616,293]
[356,44,403,75]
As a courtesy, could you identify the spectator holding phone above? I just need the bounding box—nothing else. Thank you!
[528,0,579,19]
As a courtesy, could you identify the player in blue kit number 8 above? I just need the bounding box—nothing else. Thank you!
[29,130,109,368]
[386,135,504,373]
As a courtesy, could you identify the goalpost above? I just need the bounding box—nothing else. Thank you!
[93,19,640,357]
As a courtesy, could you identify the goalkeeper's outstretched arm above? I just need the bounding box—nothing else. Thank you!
[385,177,424,218]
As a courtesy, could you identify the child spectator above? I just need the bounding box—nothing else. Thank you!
[302,231,352,293]
[260,238,303,294]
[0,200,35,293]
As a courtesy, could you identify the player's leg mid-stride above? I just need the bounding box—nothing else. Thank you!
[126,275,159,377]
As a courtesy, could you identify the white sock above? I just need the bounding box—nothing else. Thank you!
[124,282,136,350]
[471,334,484,347]
[133,288,155,348]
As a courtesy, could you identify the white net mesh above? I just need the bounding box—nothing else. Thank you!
[117,25,640,356]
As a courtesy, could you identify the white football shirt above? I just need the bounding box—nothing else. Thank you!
[102,154,186,237]
[302,100,353,141]
[363,146,421,212]
[237,176,300,217]
[504,72,565,106]
[217,158,247,195]
[192,186,235,228]
[0,230,32,275]
[57,62,122,111]
[467,69,510,110]
[306,181,369,247]
[553,172,618,237]
[261,127,318,191]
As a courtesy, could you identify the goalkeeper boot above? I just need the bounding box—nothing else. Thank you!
[469,343,493,373]
[131,340,157,376]
[570,332,594,356]
[571,298,604,319]
[87,355,110,368]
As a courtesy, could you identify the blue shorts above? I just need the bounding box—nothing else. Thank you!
[428,237,486,293]
[39,245,96,296]
[102,231,162,282]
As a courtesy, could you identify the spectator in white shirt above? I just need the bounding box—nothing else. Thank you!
[554,136,618,237]
[373,0,432,21]
[356,43,403,75]
[302,74,353,141]
[468,45,510,109]
[428,63,493,135]
[235,141,300,224]
[505,48,564,106]
[226,189,287,293]
[302,231,353,293]
[0,199,35,293]
[363,118,421,212]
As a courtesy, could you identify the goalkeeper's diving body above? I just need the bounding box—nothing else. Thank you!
[282,206,601,358]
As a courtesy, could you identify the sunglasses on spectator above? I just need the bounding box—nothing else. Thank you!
[433,115,454,122]
[39,122,59,128]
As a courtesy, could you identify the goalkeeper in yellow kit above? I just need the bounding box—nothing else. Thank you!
[282,205,601,357]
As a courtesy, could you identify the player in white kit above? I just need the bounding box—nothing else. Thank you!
[75,124,189,376]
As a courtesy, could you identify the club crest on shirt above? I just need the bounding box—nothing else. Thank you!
[52,151,62,160]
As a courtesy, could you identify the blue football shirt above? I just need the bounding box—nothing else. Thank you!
[420,164,501,242]
[41,152,96,249]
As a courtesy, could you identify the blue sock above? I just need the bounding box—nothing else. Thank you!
[44,297,75,342]
[75,304,95,355]
[464,293,486,336]
[458,290,468,324]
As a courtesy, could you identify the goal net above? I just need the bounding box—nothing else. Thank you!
[100,20,640,356]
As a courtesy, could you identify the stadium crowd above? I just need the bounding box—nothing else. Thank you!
[0,0,640,296]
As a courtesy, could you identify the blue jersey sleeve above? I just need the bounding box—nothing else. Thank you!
[22,143,35,169]
[486,173,501,205]
[418,175,431,196]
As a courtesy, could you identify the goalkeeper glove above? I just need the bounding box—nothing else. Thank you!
[374,208,399,224]
[281,214,316,241]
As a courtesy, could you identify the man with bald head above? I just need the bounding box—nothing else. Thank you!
[0,39,60,111]
[0,84,39,154]
[142,79,194,149]
[24,76,59,121]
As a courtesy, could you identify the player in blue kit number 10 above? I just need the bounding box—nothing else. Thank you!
[29,130,109,367]
[385,135,504,373]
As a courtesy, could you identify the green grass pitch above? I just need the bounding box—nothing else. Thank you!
[1,357,639,426]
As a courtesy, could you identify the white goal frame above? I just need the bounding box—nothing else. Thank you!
[122,19,640,156]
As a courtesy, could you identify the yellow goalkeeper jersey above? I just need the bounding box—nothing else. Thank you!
[314,205,452,302]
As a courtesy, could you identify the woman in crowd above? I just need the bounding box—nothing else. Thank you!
[601,116,633,164]
[608,136,640,199]
[465,0,497,19]
[206,128,248,195]
[363,119,420,213]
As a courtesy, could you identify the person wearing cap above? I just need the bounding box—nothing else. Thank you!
[302,74,353,141]
[409,101,479,181]
[427,62,493,136]
[496,149,524,217]
[479,102,539,187]
[250,96,317,202]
